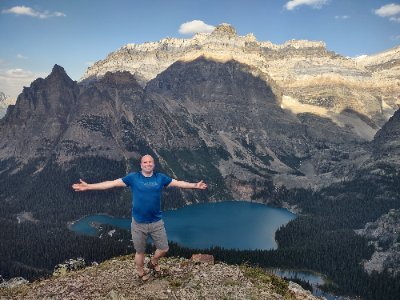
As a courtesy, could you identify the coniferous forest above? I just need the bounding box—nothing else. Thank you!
[1,157,400,299]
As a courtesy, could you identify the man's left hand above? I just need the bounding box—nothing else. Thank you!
[195,180,207,189]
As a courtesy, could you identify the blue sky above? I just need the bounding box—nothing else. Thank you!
[1,0,399,99]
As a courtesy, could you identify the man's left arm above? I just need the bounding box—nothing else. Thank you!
[168,179,207,190]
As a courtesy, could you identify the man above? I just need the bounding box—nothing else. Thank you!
[72,154,207,281]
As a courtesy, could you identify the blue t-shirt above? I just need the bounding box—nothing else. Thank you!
[122,172,172,223]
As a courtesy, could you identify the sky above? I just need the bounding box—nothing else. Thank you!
[0,0,399,100]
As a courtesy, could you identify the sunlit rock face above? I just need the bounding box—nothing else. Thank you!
[0,91,15,119]
[82,23,400,129]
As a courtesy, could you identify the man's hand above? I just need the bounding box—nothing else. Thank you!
[72,178,125,191]
[72,179,89,192]
[195,180,207,190]
[168,179,208,189]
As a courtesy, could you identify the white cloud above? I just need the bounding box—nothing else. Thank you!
[375,4,400,23]
[285,0,329,11]
[375,3,400,17]
[179,20,215,35]
[2,6,66,19]
[54,12,66,17]
[334,15,349,20]
[16,54,28,59]
[4,69,35,78]
[0,68,45,99]
[355,54,368,60]
[2,6,37,17]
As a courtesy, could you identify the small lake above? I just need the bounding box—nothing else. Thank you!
[70,201,296,250]
[269,268,325,286]
[70,201,351,299]
[268,268,350,300]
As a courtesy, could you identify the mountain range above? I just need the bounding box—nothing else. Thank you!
[0,23,400,298]
[2,25,400,197]
[83,23,400,129]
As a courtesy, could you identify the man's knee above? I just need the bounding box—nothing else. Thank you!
[158,247,169,255]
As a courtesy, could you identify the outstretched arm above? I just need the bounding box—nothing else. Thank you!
[168,179,207,190]
[72,178,126,192]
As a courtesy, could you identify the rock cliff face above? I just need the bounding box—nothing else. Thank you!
[0,65,79,163]
[55,70,146,163]
[0,58,373,200]
[372,108,400,163]
[0,25,398,212]
[356,209,400,276]
[350,108,400,275]
[4,43,399,199]
[356,104,400,179]
[83,23,400,130]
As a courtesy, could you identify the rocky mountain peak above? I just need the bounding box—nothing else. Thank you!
[80,23,400,131]
[210,23,237,37]
[0,64,80,162]
[20,64,78,106]
[45,64,75,85]
[50,64,67,75]
[17,64,76,98]
[4,64,78,121]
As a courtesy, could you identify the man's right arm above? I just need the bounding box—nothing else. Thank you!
[72,178,126,192]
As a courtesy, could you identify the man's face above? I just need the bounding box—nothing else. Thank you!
[141,155,155,174]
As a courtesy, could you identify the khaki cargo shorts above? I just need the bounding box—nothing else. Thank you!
[131,218,169,253]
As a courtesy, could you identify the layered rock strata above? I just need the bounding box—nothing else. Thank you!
[82,23,400,130]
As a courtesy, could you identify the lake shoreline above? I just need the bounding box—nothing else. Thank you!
[67,199,298,229]
[69,201,296,250]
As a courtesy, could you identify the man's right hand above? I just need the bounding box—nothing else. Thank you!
[72,179,89,192]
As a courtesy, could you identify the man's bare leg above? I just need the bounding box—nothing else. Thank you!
[135,252,150,279]
[150,248,168,272]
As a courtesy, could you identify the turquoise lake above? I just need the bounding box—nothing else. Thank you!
[70,201,349,299]
[70,201,296,250]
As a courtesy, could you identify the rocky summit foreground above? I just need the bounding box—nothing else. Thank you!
[0,255,320,300]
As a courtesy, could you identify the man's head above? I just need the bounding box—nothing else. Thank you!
[140,154,155,176]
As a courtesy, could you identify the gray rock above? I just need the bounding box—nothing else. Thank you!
[356,209,400,275]
[0,277,29,288]
[53,257,86,276]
